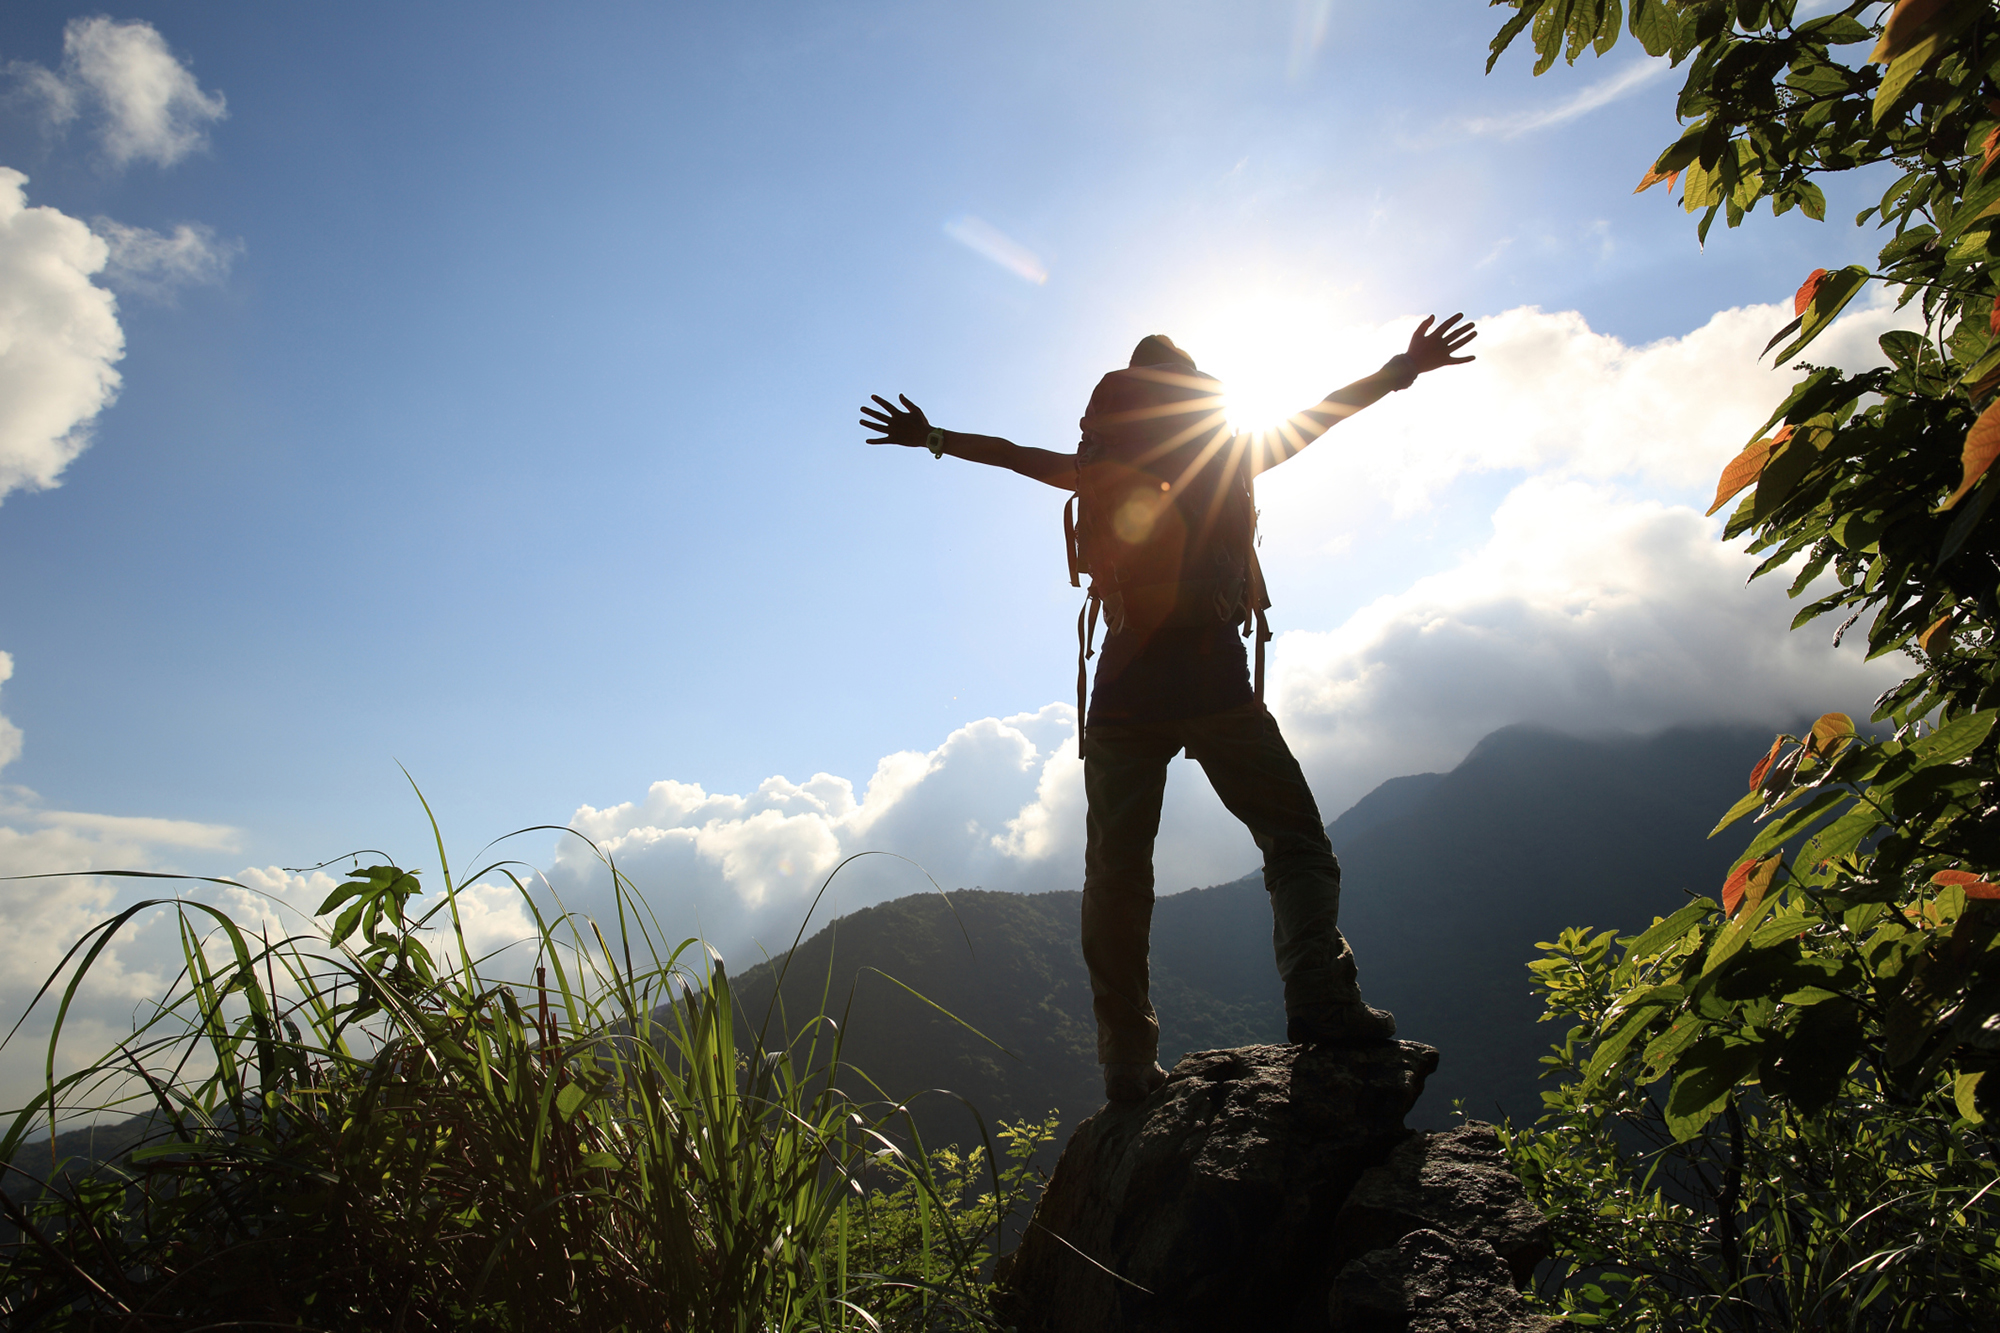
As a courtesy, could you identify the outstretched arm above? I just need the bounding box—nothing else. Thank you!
[1252,313,1478,474]
[859,394,1076,490]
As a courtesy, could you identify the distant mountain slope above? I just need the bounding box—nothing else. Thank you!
[732,721,1779,1140]
[1329,721,1774,1121]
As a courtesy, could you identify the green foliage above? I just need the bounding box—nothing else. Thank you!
[835,1115,1058,1331]
[1503,920,2000,1328]
[1486,2,2000,1319]
[0,820,1033,1331]
[1488,0,2000,1163]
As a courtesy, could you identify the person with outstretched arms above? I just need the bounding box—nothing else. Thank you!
[859,315,1476,1103]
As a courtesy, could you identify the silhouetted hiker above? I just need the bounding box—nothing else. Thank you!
[859,316,1476,1102]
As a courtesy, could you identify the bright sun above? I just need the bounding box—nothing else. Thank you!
[1171,294,1377,436]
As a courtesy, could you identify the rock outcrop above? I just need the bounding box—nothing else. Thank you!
[994,1042,1562,1332]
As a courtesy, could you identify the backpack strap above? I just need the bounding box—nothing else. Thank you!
[1252,604,1272,704]
[1075,591,1100,725]
[1063,494,1083,588]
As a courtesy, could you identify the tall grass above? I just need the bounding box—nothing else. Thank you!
[0,809,1042,1331]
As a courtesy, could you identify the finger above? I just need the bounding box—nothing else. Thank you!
[870,394,899,413]
[1413,315,1434,337]
[1444,354,1475,365]
[899,393,922,413]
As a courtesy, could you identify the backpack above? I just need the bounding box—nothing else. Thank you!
[1062,361,1272,722]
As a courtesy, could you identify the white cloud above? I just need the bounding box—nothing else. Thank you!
[94,218,239,299]
[0,169,123,505]
[1266,478,1904,818]
[1466,59,1667,138]
[1250,293,1917,554]
[11,17,227,168]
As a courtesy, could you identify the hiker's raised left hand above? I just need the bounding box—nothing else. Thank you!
[859,393,932,447]
[1405,314,1477,374]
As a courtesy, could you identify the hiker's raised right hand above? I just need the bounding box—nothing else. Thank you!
[859,393,932,448]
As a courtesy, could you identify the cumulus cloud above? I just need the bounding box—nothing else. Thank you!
[94,217,239,299]
[11,17,227,168]
[0,169,123,504]
[1266,478,1904,817]
[1253,294,1917,547]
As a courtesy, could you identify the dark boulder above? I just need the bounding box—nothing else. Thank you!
[994,1043,1561,1332]
[1328,1229,1564,1333]
[1330,1122,1552,1286]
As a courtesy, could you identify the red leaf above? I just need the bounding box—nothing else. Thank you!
[1794,269,1830,316]
[1940,399,2000,510]
[1722,860,1755,915]
[1723,856,1780,917]
[1708,426,1792,516]
[1989,291,2000,337]
[1933,868,2000,898]
[1748,736,1785,790]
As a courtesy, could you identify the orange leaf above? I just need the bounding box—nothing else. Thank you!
[1748,736,1785,791]
[1933,868,2000,897]
[1940,398,2000,510]
[1723,856,1780,917]
[1990,291,2000,337]
[1984,126,2000,176]
[1871,0,1950,64]
[1919,613,1954,653]
[1794,268,1830,316]
[1635,166,1680,194]
[1809,712,1856,756]
[1709,426,1791,516]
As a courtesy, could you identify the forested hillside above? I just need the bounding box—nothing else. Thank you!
[731,720,1781,1141]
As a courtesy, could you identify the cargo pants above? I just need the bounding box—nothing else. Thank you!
[1080,700,1360,1065]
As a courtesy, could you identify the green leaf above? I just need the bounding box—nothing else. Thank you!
[1955,1069,1986,1123]
[1628,0,1677,56]
[1710,788,1767,837]
[1769,266,1870,364]
[556,1082,590,1121]
[1487,1,1542,73]
[1910,710,1997,766]
[1643,1013,1709,1074]
[1799,801,1879,868]
[1626,902,1710,957]
[1740,788,1846,860]
[1584,999,1672,1088]
[1873,4,1981,127]
[1664,1035,1764,1141]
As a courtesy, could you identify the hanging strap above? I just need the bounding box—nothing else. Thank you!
[1252,605,1272,704]
[1063,495,1083,587]
[1075,592,1100,727]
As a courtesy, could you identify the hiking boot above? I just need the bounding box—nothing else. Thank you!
[1103,1060,1168,1103]
[1286,1003,1397,1046]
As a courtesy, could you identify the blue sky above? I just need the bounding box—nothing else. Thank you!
[0,2,1913,1097]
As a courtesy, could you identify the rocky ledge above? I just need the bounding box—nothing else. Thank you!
[994,1042,1563,1332]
